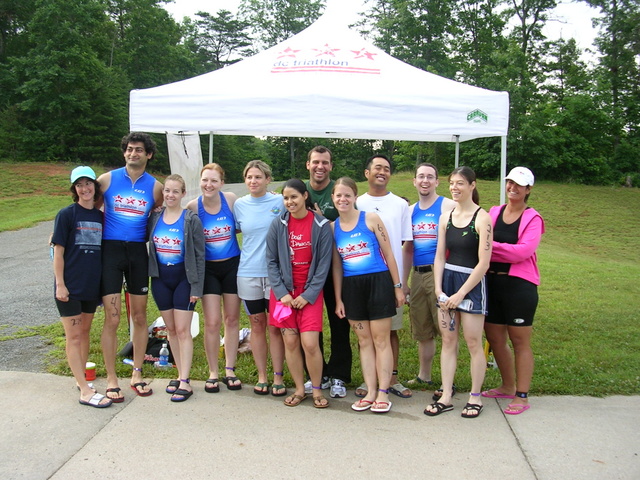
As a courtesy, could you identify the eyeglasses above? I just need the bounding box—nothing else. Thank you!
[416,175,437,181]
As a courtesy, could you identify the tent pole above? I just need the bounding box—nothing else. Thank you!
[209,132,214,164]
[500,135,507,205]
[454,135,460,168]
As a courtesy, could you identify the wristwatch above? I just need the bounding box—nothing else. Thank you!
[393,282,402,288]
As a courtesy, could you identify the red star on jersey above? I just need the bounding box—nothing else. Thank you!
[358,241,368,249]
[114,195,123,203]
[126,197,136,205]
[153,236,160,243]
[172,238,181,246]
[427,222,437,230]
[223,225,231,232]
[314,43,340,57]
[352,48,377,60]
[203,228,210,236]
[338,247,345,254]
[213,227,222,234]
[138,199,148,207]
[347,244,356,252]
[277,46,300,58]
[162,236,170,244]
[417,222,426,230]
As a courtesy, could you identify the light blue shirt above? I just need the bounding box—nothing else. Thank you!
[233,193,284,277]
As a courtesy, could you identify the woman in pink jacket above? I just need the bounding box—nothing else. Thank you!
[482,167,544,415]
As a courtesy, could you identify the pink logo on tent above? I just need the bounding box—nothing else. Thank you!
[272,44,380,75]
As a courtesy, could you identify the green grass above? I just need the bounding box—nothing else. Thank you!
[2,164,639,396]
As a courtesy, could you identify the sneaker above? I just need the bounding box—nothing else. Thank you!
[330,378,347,398]
[305,376,331,394]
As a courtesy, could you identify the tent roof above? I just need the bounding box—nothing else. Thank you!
[129,12,509,142]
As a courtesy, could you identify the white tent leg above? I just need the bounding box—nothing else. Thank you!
[209,132,213,164]
[500,135,507,205]
[454,135,460,168]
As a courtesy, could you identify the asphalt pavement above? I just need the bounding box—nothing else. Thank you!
[1,182,639,479]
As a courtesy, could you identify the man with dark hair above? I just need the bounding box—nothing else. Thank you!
[97,132,163,402]
[402,163,455,389]
[356,154,413,399]
[304,145,350,398]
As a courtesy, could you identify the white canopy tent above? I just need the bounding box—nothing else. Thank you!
[130,9,510,201]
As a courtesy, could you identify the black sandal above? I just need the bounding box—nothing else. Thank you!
[165,379,180,394]
[221,367,242,391]
[461,403,483,418]
[423,401,454,416]
[204,378,220,393]
[432,383,456,401]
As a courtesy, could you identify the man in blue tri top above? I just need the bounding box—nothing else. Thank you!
[97,132,163,402]
[402,163,455,390]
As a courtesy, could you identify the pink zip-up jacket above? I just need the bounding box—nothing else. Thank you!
[489,205,545,286]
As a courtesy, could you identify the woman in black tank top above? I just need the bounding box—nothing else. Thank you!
[425,166,493,419]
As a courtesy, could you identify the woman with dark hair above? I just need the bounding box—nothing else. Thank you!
[332,177,405,414]
[482,167,544,415]
[266,179,333,408]
[52,166,110,408]
[148,174,205,403]
[425,166,492,418]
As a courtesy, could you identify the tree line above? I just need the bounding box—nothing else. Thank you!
[0,0,638,185]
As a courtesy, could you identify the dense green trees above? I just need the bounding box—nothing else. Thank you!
[0,0,637,185]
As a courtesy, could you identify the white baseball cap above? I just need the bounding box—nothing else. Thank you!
[70,166,96,184]
[505,167,534,186]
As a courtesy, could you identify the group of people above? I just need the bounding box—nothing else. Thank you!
[52,134,544,417]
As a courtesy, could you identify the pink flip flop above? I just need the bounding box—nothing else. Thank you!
[504,403,531,415]
[481,389,516,399]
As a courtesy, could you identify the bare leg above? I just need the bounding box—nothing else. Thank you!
[509,325,534,405]
[129,293,151,394]
[370,318,392,405]
[282,329,304,397]
[417,337,436,381]
[101,293,122,396]
[222,293,241,386]
[63,313,105,403]
[172,309,194,397]
[350,320,377,404]
[484,322,516,395]
[202,294,222,380]
[461,313,486,415]
[249,312,268,388]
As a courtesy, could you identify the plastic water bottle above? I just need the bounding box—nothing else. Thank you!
[158,343,169,367]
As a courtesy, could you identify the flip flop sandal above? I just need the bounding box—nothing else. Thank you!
[105,387,124,403]
[423,401,454,416]
[284,394,307,407]
[432,383,457,402]
[504,403,531,415]
[313,395,329,409]
[351,399,374,412]
[166,380,180,394]
[222,367,242,390]
[253,382,269,395]
[130,382,153,397]
[389,383,412,398]
[481,388,516,399]
[371,401,392,413]
[79,393,112,408]
[170,388,193,403]
[271,384,287,397]
[461,403,484,418]
[407,377,434,386]
[354,382,368,398]
[205,379,220,393]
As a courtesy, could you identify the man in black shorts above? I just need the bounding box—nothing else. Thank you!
[98,132,163,401]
